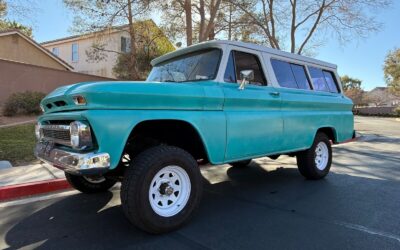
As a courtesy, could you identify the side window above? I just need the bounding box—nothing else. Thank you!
[234,51,266,86]
[224,51,266,86]
[271,59,311,90]
[322,70,339,93]
[308,67,340,93]
[271,59,297,88]
[308,67,329,92]
[224,52,236,83]
[291,64,311,90]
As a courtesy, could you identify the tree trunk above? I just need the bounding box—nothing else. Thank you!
[228,3,232,40]
[204,0,221,41]
[290,0,296,53]
[184,0,192,46]
[208,24,215,40]
[127,0,139,80]
[199,0,205,41]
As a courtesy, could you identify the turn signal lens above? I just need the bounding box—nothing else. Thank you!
[73,95,86,105]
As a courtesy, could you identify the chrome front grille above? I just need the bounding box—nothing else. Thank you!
[41,125,71,146]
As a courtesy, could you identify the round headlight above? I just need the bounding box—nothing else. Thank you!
[70,121,93,149]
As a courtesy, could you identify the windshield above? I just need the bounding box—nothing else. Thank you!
[147,49,221,83]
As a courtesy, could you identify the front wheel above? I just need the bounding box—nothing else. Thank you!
[296,132,332,180]
[121,145,203,234]
[65,173,117,193]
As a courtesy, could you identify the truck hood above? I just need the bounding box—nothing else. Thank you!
[41,81,223,113]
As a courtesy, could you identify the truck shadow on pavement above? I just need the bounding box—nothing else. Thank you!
[3,160,400,249]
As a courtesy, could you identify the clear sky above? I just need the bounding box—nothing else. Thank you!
[9,0,400,91]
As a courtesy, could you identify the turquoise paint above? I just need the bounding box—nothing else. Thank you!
[278,87,354,149]
[38,79,354,169]
[38,109,226,168]
[42,81,223,113]
[221,83,283,159]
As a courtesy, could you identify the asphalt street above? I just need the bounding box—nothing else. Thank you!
[0,116,399,249]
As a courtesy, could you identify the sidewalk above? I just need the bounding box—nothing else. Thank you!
[0,163,70,201]
[0,163,64,187]
[0,114,36,128]
[0,120,36,129]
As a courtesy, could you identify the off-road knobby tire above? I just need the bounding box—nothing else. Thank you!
[120,145,203,234]
[296,132,332,180]
[229,159,252,168]
[65,173,117,193]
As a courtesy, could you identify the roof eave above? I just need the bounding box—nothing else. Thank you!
[0,30,74,70]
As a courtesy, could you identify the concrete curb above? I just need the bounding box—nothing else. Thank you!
[0,179,71,202]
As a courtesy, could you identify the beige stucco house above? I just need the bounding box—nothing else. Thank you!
[0,30,73,71]
[41,29,126,78]
[0,30,114,104]
[41,21,174,79]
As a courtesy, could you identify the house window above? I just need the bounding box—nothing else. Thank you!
[72,43,78,62]
[121,36,131,53]
[52,47,59,56]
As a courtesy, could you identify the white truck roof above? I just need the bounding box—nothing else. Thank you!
[151,40,337,69]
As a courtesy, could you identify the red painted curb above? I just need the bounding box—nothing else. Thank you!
[0,179,71,202]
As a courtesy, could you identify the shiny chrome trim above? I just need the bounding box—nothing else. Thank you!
[70,121,93,149]
[35,123,42,140]
[34,142,110,175]
[40,124,72,146]
[41,124,70,130]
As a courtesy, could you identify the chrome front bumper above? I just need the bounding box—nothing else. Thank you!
[34,141,110,175]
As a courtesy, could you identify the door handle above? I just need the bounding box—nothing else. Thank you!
[270,92,280,97]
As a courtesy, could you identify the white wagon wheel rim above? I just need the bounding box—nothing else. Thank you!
[149,165,191,217]
[315,141,329,170]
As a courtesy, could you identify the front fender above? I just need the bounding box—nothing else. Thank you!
[84,110,226,169]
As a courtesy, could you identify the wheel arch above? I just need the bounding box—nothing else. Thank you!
[123,119,211,164]
[315,127,338,144]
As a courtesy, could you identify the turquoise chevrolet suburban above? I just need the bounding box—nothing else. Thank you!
[34,40,354,233]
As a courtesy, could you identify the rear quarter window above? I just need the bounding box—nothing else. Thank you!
[308,67,340,93]
[322,71,339,93]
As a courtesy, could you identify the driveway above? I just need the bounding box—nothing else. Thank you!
[0,116,399,249]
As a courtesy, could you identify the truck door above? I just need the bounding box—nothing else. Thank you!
[221,47,283,161]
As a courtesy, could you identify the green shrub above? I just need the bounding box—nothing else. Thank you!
[395,107,400,116]
[3,91,45,117]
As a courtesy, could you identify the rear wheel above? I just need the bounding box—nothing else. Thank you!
[65,173,117,193]
[296,132,332,180]
[121,145,203,234]
[229,159,252,168]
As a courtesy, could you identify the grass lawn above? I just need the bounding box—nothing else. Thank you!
[0,123,38,166]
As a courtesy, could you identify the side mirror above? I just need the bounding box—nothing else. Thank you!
[239,70,254,90]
